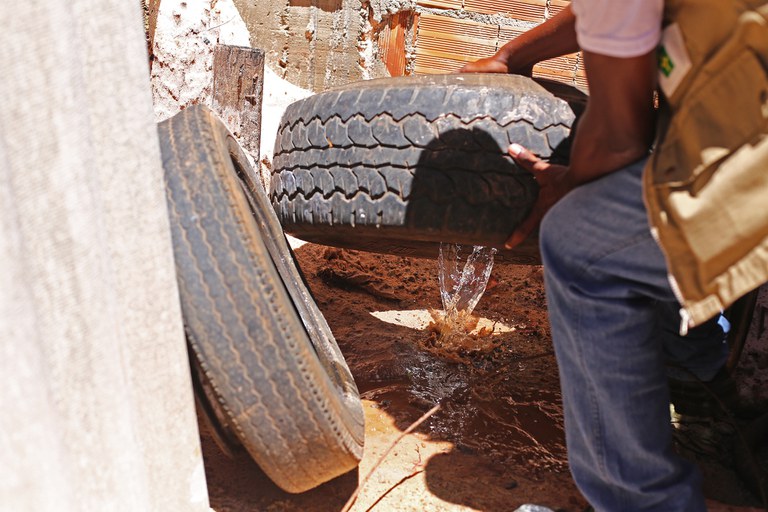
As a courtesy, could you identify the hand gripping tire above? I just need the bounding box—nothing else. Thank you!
[158,105,364,493]
[270,73,586,264]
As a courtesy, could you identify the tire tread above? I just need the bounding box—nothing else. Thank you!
[160,106,363,493]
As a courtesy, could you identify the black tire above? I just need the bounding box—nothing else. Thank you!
[159,105,364,493]
[270,73,586,264]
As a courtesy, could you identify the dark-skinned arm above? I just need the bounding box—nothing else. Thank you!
[460,5,579,74]
[505,48,658,248]
[563,49,657,186]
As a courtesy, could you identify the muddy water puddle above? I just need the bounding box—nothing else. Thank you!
[398,243,565,473]
[298,243,567,479]
[355,343,567,476]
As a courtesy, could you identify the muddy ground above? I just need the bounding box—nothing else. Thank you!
[200,243,767,512]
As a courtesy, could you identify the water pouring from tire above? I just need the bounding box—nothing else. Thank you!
[428,243,499,353]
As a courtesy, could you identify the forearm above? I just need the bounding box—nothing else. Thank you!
[494,6,579,72]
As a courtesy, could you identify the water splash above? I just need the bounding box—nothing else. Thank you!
[430,243,498,352]
[438,243,497,318]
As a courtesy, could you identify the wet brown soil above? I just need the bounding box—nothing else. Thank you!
[202,243,767,512]
[306,245,568,478]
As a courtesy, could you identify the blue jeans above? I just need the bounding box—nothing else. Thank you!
[539,158,726,511]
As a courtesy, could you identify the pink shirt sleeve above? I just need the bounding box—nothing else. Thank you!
[571,0,663,58]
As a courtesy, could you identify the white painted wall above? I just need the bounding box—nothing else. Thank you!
[0,1,209,510]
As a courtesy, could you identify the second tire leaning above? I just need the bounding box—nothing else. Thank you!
[160,105,364,493]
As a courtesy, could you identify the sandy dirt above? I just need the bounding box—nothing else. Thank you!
[200,244,768,512]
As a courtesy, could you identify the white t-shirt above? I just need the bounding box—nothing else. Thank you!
[571,0,663,58]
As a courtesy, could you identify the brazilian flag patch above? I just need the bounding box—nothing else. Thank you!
[657,23,691,97]
[658,46,674,78]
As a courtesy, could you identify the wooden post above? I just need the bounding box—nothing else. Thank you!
[212,45,265,162]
